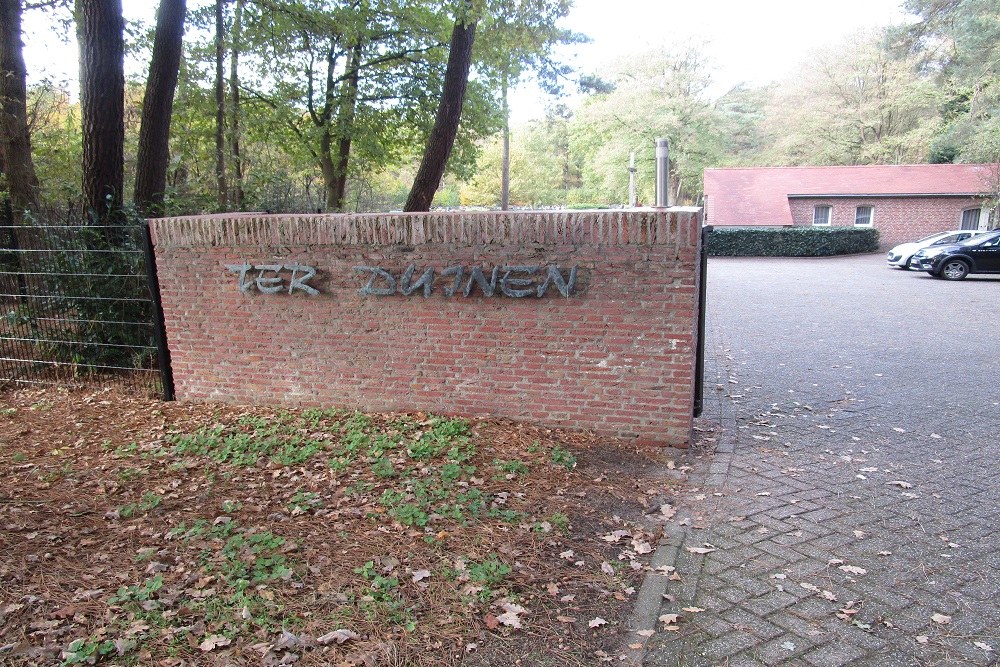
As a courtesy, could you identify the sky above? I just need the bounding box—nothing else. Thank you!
[22,0,912,122]
[509,0,913,121]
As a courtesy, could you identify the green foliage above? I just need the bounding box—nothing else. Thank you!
[706,227,880,257]
[118,491,162,518]
[758,30,941,166]
[13,212,156,373]
[61,636,119,665]
[166,411,332,467]
[466,555,511,586]
[548,445,576,469]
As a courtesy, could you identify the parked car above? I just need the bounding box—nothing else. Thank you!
[910,230,1000,280]
[886,230,990,269]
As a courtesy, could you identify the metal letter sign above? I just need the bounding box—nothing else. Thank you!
[227,263,578,298]
[353,264,577,298]
[226,264,320,295]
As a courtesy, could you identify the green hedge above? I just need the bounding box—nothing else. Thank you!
[706,226,880,257]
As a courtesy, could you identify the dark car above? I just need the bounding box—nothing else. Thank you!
[911,229,1000,280]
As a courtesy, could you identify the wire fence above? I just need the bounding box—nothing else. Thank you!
[0,200,162,394]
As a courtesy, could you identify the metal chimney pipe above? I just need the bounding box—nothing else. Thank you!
[628,151,637,208]
[655,138,670,208]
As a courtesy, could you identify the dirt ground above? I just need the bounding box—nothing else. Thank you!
[0,385,696,666]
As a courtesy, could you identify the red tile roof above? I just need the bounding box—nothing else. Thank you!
[704,164,997,226]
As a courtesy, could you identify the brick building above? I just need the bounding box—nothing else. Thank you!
[703,164,998,247]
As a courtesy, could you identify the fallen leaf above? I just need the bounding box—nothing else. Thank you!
[974,642,993,652]
[931,613,951,625]
[686,546,716,555]
[199,635,231,652]
[800,583,821,593]
[632,540,653,555]
[659,613,681,628]
[496,611,522,629]
[887,480,913,489]
[317,629,360,645]
[821,590,838,601]
[660,504,677,519]
[484,615,499,630]
[556,615,576,623]
[781,641,796,651]
[600,562,615,576]
[915,635,929,644]
[636,629,655,638]
[839,565,867,575]
[588,617,607,628]
[681,606,705,613]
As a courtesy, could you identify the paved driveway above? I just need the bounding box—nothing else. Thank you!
[644,255,999,666]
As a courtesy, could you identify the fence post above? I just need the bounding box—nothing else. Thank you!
[693,224,711,418]
[141,222,175,401]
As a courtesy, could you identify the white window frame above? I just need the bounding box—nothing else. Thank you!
[813,205,832,226]
[960,207,983,230]
[854,206,873,227]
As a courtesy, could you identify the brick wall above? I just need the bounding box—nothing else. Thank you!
[788,196,988,247]
[150,209,704,448]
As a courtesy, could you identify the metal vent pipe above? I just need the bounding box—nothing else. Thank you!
[655,138,670,208]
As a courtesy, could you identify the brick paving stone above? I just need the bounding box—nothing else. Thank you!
[801,643,865,667]
[696,630,760,661]
[640,257,1000,667]
[754,634,817,665]
[742,590,800,617]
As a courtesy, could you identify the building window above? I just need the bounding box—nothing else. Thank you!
[960,208,982,230]
[854,206,873,226]
[813,205,831,226]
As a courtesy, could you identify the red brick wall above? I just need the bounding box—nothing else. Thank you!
[150,210,704,448]
[788,196,988,247]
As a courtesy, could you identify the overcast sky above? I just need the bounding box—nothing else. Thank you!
[510,0,913,121]
[22,0,912,121]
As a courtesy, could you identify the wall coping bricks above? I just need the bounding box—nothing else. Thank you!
[151,209,700,251]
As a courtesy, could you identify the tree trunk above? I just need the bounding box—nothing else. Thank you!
[319,130,337,210]
[229,0,243,210]
[0,0,40,219]
[76,0,125,226]
[214,0,227,209]
[500,74,510,210]
[331,40,362,211]
[404,16,477,212]
[134,0,187,217]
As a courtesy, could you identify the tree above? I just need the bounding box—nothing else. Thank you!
[214,0,227,209]
[404,7,477,212]
[0,0,41,217]
[229,0,244,209]
[474,0,580,209]
[76,0,125,224]
[903,0,1000,163]
[134,0,187,216]
[568,46,724,205]
[759,30,941,166]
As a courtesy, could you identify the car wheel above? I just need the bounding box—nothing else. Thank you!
[940,259,970,281]
[899,257,911,269]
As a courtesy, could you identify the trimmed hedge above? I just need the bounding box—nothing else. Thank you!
[706,226,880,257]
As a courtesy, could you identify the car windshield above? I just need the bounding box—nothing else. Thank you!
[958,232,1000,247]
[915,233,947,243]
